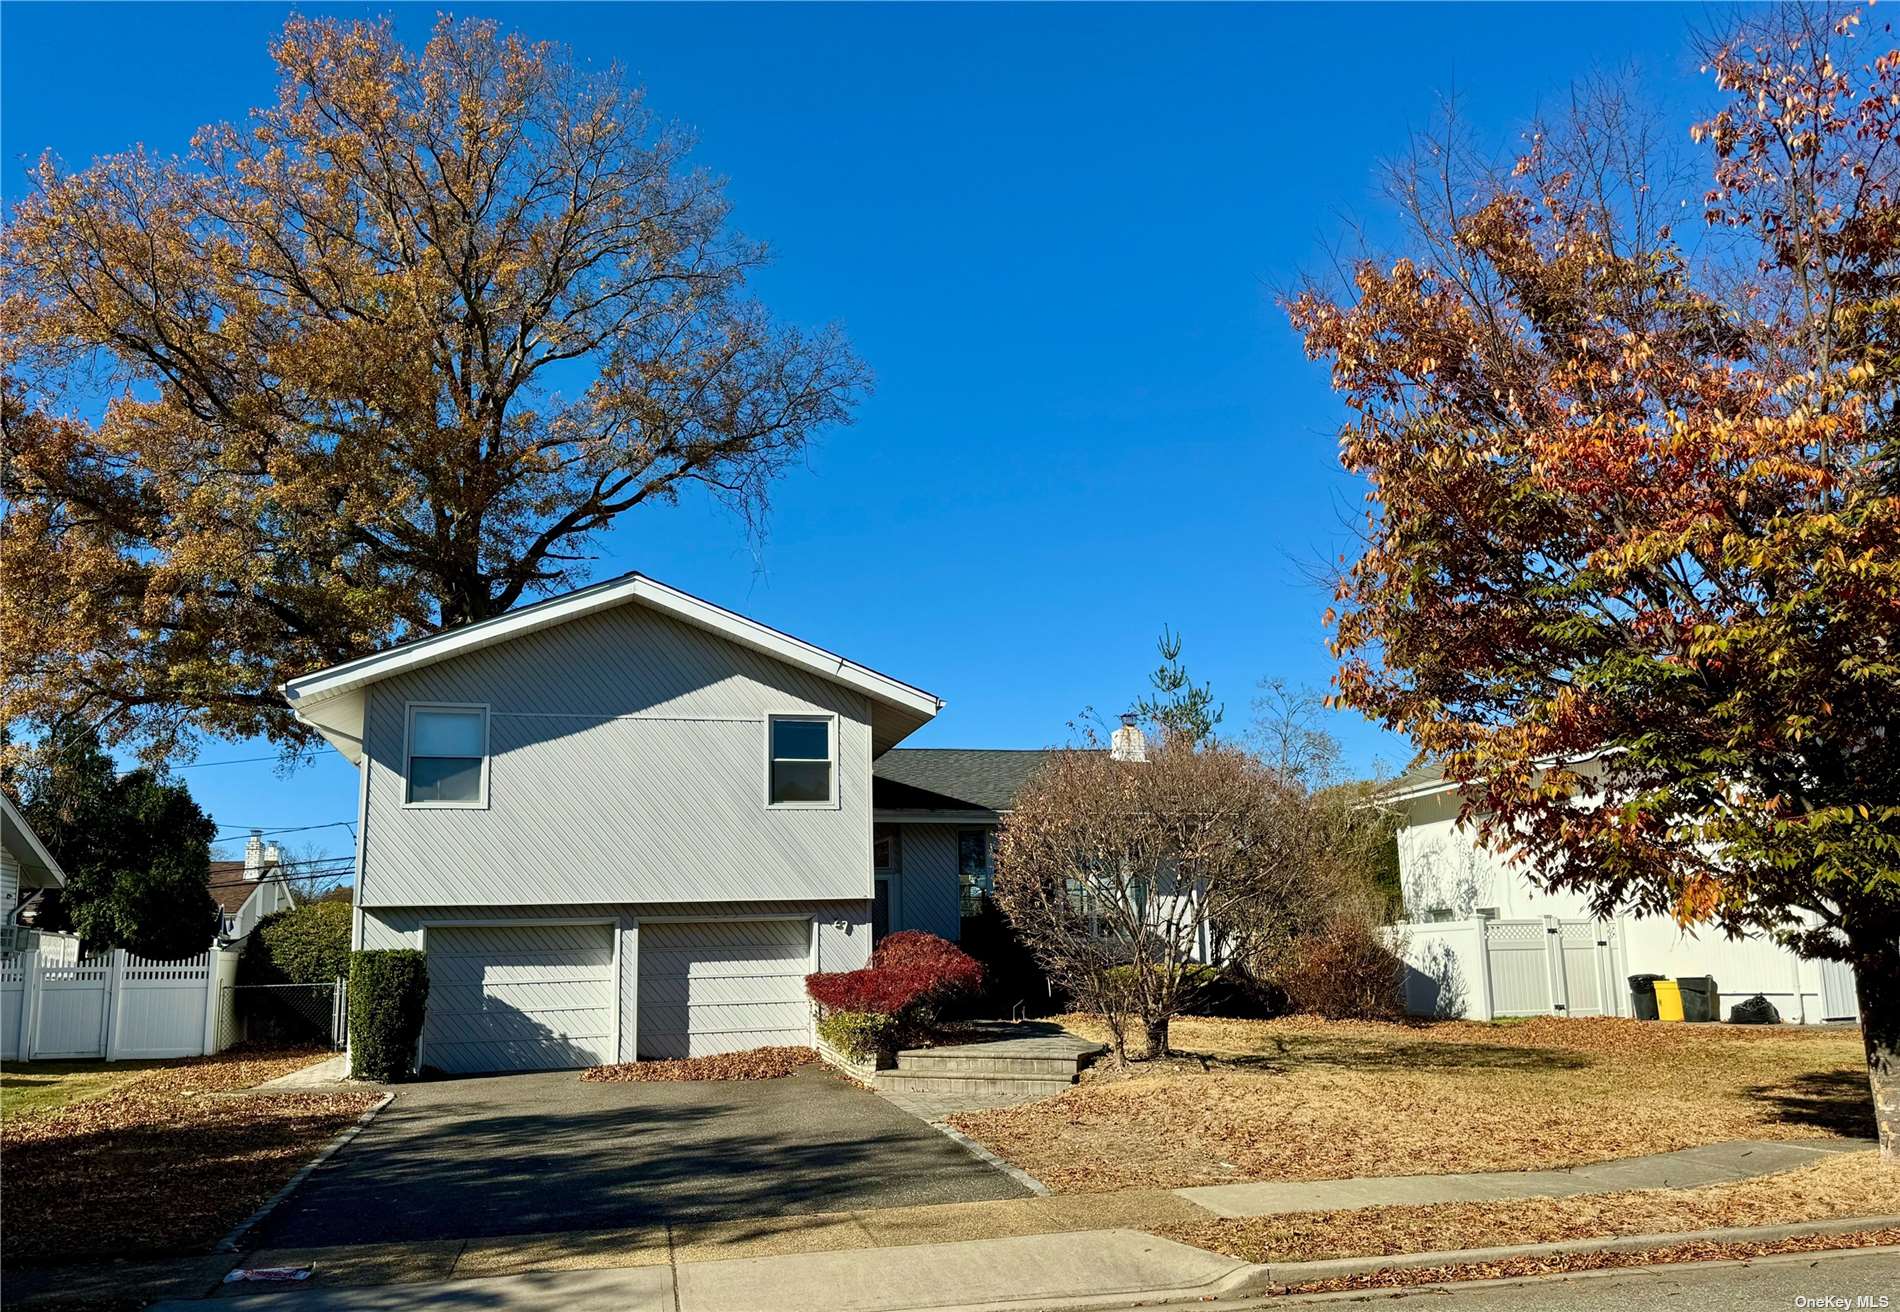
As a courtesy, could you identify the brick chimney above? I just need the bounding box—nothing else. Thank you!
[243,829,266,881]
[1110,711,1148,763]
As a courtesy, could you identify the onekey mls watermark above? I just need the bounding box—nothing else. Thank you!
[1794,1297,1892,1309]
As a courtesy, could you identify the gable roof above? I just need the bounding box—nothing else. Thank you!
[1,794,65,887]
[282,572,944,762]
[207,860,265,917]
[872,748,1068,814]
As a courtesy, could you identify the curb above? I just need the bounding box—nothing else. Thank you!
[214,1091,394,1254]
[926,1118,1053,1197]
[1227,1213,1900,1291]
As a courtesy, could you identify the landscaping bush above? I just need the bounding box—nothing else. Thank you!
[240,900,352,986]
[238,899,353,1043]
[805,932,983,1060]
[960,902,1069,1016]
[348,949,429,1081]
[872,930,985,995]
[816,1010,898,1063]
[1103,962,1275,1019]
[1274,915,1406,1020]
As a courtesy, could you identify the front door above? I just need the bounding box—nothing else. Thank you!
[873,879,891,943]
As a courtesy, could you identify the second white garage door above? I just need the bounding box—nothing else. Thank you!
[636,919,813,1059]
[422,923,618,1074]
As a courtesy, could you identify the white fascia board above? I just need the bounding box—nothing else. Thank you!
[1,793,65,886]
[282,573,943,753]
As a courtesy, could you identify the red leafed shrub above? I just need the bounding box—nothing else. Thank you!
[806,932,983,1018]
[873,931,984,996]
[805,967,934,1016]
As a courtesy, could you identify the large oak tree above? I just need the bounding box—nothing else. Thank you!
[1,15,865,758]
[1290,5,1900,1158]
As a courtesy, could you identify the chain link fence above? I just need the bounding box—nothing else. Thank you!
[224,980,347,1049]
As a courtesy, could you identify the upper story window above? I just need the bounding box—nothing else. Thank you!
[873,824,900,873]
[767,714,835,807]
[406,704,489,807]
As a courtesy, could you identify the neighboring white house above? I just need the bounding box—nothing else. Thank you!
[1386,762,1862,1025]
[211,830,299,941]
[1,793,74,957]
[285,571,951,1074]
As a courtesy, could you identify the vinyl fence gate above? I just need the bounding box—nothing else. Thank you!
[1397,916,1624,1022]
[221,979,348,1051]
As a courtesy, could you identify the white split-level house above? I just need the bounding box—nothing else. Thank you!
[1386,761,1863,1025]
[210,830,299,942]
[1,793,67,951]
[284,571,1061,1075]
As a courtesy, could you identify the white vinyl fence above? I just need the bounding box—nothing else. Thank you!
[1,947,240,1061]
[1394,915,1861,1024]
[1397,916,1623,1022]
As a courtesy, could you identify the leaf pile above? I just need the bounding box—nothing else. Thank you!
[1,1046,377,1263]
[1275,1227,1900,1295]
[582,1046,819,1083]
[1164,1149,1899,1263]
[951,1014,1870,1193]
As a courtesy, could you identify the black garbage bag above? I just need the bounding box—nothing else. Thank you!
[1728,993,1781,1025]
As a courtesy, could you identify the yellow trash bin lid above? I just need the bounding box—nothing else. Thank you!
[1654,978,1685,1022]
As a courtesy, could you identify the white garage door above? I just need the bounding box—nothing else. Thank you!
[637,919,813,1060]
[422,923,617,1074]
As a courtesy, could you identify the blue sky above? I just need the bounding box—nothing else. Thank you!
[2,3,1714,863]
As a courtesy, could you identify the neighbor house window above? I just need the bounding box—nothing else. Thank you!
[958,828,993,915]
[767,715,834,806]
[405,705,488,805]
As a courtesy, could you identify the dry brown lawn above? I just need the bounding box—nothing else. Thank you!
[1,1046,378,1264]
[951,1015,1871,1193]
[1163,1148,1900,1263]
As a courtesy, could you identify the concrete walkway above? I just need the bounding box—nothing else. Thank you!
[251,1053,351,1089]
[1175,1137,1874,1217]
[153,1230,1250,1312]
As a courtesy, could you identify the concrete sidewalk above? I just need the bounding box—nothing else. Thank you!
[1176,1136,1872,1217]
[151,1230,1252,1312]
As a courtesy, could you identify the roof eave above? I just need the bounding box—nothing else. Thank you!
[1,794,65,887]
[281,573,943,761]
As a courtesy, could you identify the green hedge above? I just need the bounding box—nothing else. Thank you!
[348,949,429,1082]
[240,900,352,986]
[816,1009,898,1063]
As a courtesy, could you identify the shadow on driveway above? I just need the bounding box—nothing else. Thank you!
[252,1067,1028,1247]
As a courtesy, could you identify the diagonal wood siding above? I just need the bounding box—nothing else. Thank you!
[357,604,874,908]
[421,923,617,1074]
[365,901,871,1064]
[636,919,814,1059]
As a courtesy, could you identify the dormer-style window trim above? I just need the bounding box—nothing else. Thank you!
[765,712,839,810]
[403,702,491,810]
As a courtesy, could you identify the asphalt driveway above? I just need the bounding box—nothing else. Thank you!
[253,1066,1029,1247]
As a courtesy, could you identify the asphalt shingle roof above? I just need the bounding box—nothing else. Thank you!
[871,748,1068,813]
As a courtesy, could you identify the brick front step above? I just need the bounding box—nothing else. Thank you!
[891,1052,1083,1077]
[874,1069,1081,1097]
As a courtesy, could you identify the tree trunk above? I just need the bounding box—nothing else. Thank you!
[1856,953,1899,1164]
[1144,1014,1170,1060]
[1851,932,1899,1165]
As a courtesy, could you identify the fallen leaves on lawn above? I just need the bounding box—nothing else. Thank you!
[2,1046,377,1263]
[951,1014,1870,1193]
[1274,1227,1900,1294]
[582,1046,819,1082]
[1163,1150,1900,1263]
